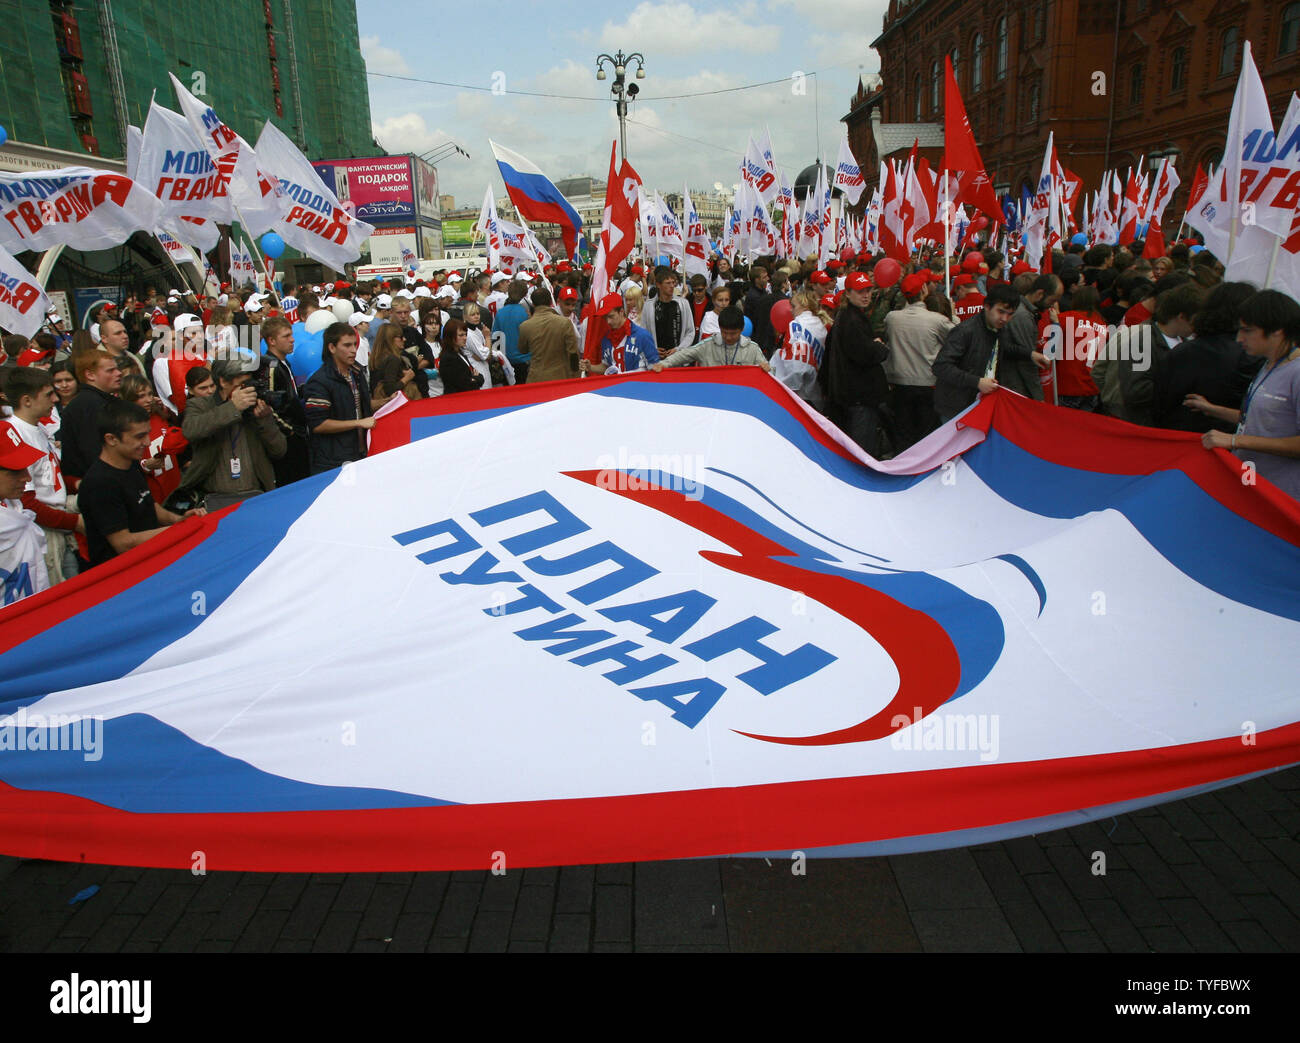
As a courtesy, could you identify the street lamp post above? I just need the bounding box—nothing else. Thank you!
[595,50,646,164]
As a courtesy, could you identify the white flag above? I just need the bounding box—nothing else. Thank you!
[135,101,223,251]
[475,186,502,270]
[681,187,710,278]
[255,121,374,272]
[741,137,779,206]
[655,192,684,263]
[0,241,50,338]
[156,229,197,268]
[170,73,288,237]
[0,167,161,254]
[832,133,866,206]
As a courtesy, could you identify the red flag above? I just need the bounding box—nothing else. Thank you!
[1186,162,1209,209]
[879,161,909,264]
[582,142,642,364]
[943,55,1002,224]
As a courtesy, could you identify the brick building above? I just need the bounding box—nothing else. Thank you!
[847,0,1300,225]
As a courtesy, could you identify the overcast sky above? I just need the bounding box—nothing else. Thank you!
[358,0,888,209]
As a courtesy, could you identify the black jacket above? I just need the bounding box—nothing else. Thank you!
[301,362,372,474]
[1155,333,1262,433]
[438,347,483,394]
[932,314,1016,421]
[825,303,889,407]
[60,384,118,480]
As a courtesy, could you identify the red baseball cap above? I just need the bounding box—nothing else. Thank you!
[582,263,593,272]
[826,259,845,271]
[810,270,833,286]
[844,271,873,292]
[0,422,42,471]
[952,273,976,288]
[630,264,644,275]
[334,280,350,290]
[1011,260,1036,275]
[819,293,840,311]
[556,261,573,273]
[16,345,55,366]
[559,286,579,301]
[900,272,928,296]
[595,293,625,316]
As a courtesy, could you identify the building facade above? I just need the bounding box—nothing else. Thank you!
[849,0,1300,224]
[3,0,377,162]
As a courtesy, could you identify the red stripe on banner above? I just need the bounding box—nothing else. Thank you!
[0,504,238,656]
[368,367,862,464]
[563,470,962,746]
[1,723,1296,871]
[983,392,1300,546]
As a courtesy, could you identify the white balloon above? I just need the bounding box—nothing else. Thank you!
[304,309,336,334]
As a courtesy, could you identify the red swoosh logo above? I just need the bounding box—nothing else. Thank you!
[564,471,961,745]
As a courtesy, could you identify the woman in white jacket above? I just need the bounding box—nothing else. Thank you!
[462,303,515,387]
[772,289,830,409]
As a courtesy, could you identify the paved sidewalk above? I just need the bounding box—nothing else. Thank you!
[2,768,1297,952]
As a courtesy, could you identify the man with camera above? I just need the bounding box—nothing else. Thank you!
[175,357,287,511]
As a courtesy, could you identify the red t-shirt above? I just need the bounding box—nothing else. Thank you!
[1053,311,1107,397]
[953,292,985,322]
[1123,301,1153,326]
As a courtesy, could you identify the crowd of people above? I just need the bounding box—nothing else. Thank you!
[2,232,1298,608]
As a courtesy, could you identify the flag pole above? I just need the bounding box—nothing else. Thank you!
[1265,233,1282,289]
[943,168,951,301]
[232,206,275,288]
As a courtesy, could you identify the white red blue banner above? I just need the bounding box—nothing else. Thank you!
[2,373,1299,870]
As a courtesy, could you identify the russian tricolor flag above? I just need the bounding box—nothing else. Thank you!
[490,140,585,260]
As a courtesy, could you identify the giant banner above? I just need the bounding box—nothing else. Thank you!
[2,372,1298,870]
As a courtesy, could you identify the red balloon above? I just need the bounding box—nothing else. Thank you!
[770,298,793,339]
[873,258,902,288]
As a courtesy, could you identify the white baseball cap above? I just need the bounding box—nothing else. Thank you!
[348,312,375,328]
[245,297,264,314]
[375,293,393,309]
[446,272,463,283]
[395,288,415,300]
[174,313,202,332]
[490,272,510,286]
[435,285,456,300]
[413,285,432,298]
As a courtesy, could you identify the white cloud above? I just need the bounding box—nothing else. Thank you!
[591,1,780,55]
[360,35,410,76]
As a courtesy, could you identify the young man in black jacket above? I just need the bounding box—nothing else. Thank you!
[302,323,374,475]
[824,271,890,455]
[932,283,1036,423]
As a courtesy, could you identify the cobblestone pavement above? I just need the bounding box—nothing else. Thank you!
[2,768,1297,953]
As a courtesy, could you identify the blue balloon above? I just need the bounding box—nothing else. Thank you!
[260,232,286,259]
[1189,244,1205,254]
[0,125,7,147]
[1070,232,1088,246]
[742,316,753,337]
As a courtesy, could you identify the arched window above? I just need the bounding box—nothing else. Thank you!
[972,34,985,91]
[1028,83,1040,122]
[931,60,941,111]
[1282,4,1300,56]
[995,18,1008,80]
[951,44,960,85]
[914,73,922,119]
[1220,27,1239,76]
[1170,47,1186,91]
[1130,62,1144,104]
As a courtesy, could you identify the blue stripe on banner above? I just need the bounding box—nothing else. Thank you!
[0,713,451,812]
[964,432,1300,622]
[497,162,584,228]
[0,475,331,709]
[590,382,927,494]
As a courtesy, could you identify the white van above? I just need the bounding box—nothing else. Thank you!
[354,256,488,283]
